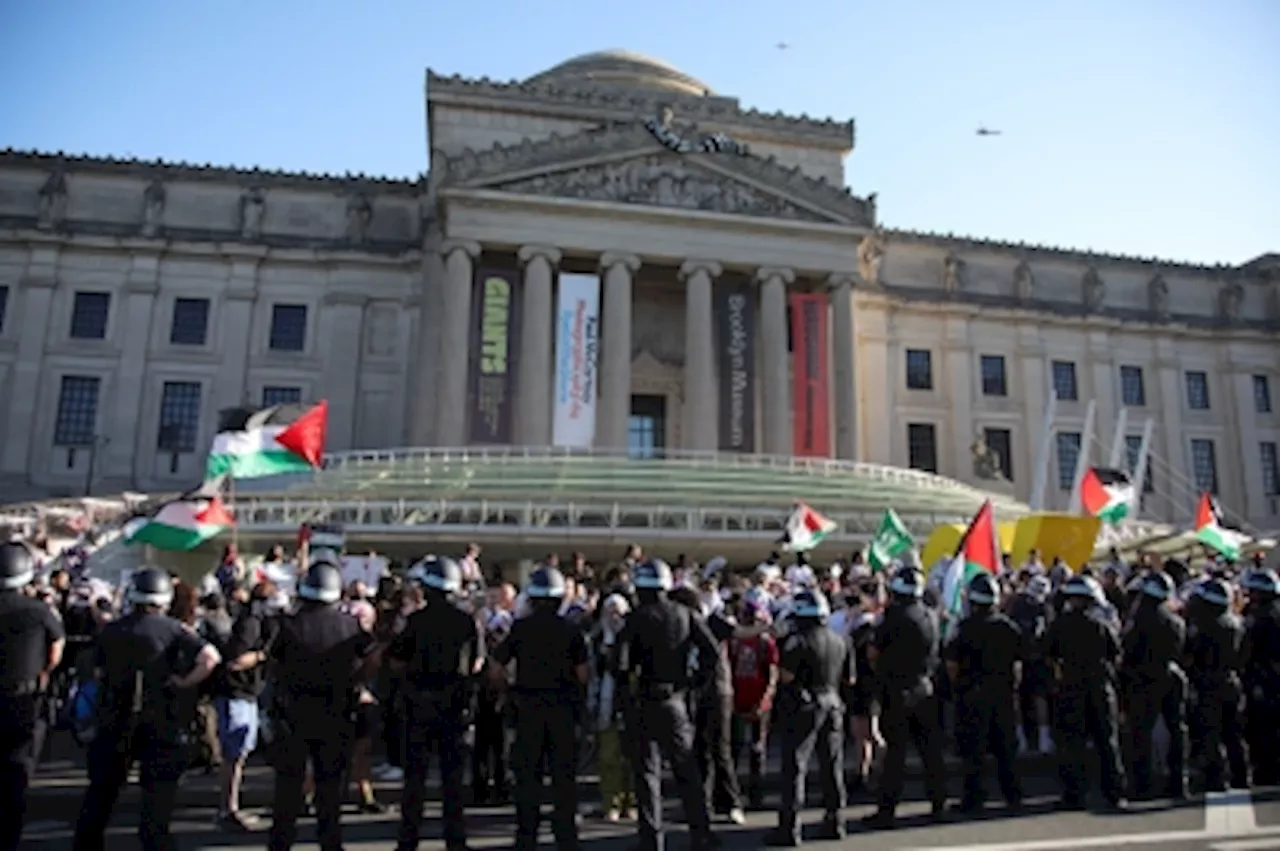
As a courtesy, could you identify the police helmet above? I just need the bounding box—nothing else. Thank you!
[1141,571,1175,601]
[888,564,925,598]
[526,565,567,599]
[308,547,343,570]
[1062,574,1102,602]
[633,558,674,591]
[967,571,1000,606]
[414,556,461,593]
[127,567,174,608]
[1195,578,1232,608]
[791,589,831,620]
[1242,568,1280,596]
[298,561,343,604]
[0,542,35,591]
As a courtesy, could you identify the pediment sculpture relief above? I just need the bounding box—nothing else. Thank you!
[37,170,68,231]
[1013,260,1034,302]
[1267,284,1280,324]
[493,155,831,223]
[971,435,1006,482]
[1082,266,1105,312]
[942,252,964,296]
[141,179,166,238]
[857,232,885,287]
[1148,274,1170,321]
[346,194,373,244]
[238,187,266,240]
[1218,280,1244,323]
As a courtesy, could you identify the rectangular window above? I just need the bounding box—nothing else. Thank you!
[70,292,111,340]
[1051,360,1078,401]
[1256,375,1273,414]
[907,423,938,473]
[1056,431,1082,491]
[905,349,933,391]
[980,355,1007,397]
[1262,442,1279,496]
[262,386,303,407]
[157,381,202,453]
[1124,435,1155,493]
[1191,438,1219,495]
[628,395,667,460]
[54,376,101,447]
[169,298,210,346]
[1185,370,1211,411]
[269,304,308,352]
[1120,365,1146,406]
[0,285,8,333]
[983,427,1014,481]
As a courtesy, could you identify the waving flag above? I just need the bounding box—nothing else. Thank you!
[1194,493,1250,561]
[125,478,234,551]
[206,400,328,480]
[1080,467,1136,525]
[940,500,999,636]
[867,509,914,572]
[778,502,837,553]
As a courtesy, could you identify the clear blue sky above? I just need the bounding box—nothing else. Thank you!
[1,0,1276,265]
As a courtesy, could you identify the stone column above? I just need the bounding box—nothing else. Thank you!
[757,267,794,456]
[434,239,480,447]
[517,245,561,447]
[213,257,261,413]
[680,260,720,453]
[1231,368,1266,522]
[107,256,160,480]
[1,260,58,477]
[828,273,858,461]
[408,241,444,446]
[320,292,368,451]
[942,317,973,481]
[597,253,640,451]
[856,307,892,464]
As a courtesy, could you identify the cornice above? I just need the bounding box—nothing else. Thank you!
[426,70,855,150]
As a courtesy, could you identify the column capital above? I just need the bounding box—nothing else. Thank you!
[441,238,481,260]
[826,272,857,291]
[755,266,796,286]
[518,245,562,266]
[679,259,722,281]
[600,252,641,274]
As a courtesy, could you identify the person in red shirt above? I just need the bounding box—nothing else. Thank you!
[729,595,779,808]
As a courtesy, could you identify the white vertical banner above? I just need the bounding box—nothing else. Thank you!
[552,273,601,448]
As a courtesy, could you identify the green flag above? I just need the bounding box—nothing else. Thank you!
[867,509,914,572]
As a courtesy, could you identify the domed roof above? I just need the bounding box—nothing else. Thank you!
[525,50,714,97]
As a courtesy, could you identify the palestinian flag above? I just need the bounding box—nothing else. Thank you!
[778,502,837,553]
[940,500,1000,636]
[1080,467,1136,524]
[125,478,234,551]
[206,400,328,480]
[867,508,914,573]
[1194,493,1250,561]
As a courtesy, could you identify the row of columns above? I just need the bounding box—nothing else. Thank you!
[428,238,861,460]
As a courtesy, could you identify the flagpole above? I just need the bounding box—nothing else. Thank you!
[1067,400,1097,515]
[228,476,239,554]
[1107,407,1129,469]
[1131,418,1155,518]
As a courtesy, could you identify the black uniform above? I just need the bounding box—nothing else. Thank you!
[1122,602,1188,798]
[693,611,743,818]
[1242,598,1280,784]
[869,597,947,819]
[71,611,207,851]
[773,620,852,843]
[1186,606,1249,790]
[386,596,484,851]
[493,606,589,851]
[0,586,63,850]
[267,604,374,851]
[945,609,1023,810]
[1046,606,1126,808]
[617,596,719,851]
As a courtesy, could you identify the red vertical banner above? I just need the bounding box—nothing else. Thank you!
[789,292,831,457]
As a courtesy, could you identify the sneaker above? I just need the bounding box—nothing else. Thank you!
[605,808,621,822]
[377,766,404,782]
[216,811,260,832]
[727,808,746,826]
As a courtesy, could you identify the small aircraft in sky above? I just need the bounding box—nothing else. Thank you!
[776,42,790,50]
[976,126,1003,137]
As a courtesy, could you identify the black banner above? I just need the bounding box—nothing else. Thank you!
[716,284,757,452]
[468,268,520,444]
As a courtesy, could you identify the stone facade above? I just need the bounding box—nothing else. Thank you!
[0,50,1277,531]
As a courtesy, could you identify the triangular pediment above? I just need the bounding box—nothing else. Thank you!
[437,122,872,226]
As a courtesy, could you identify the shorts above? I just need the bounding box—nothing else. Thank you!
[216,697,260,761]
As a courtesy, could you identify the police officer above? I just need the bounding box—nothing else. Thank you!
[387,556,483,851]
[615,558,719,851]
[491,565,589,851]
[72,567,221,851]
[0,542,64,850]
[267,556,376,851]
[1045,575,1127,811]
[1240,567,1280,785]
[1122,570,1188,800]
[944,571,1023,814]
[1185,577,1249,792]
[861,564,946,830]
[765,589,852,847]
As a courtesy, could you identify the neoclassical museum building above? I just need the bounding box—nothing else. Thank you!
[0,50,1277,528]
